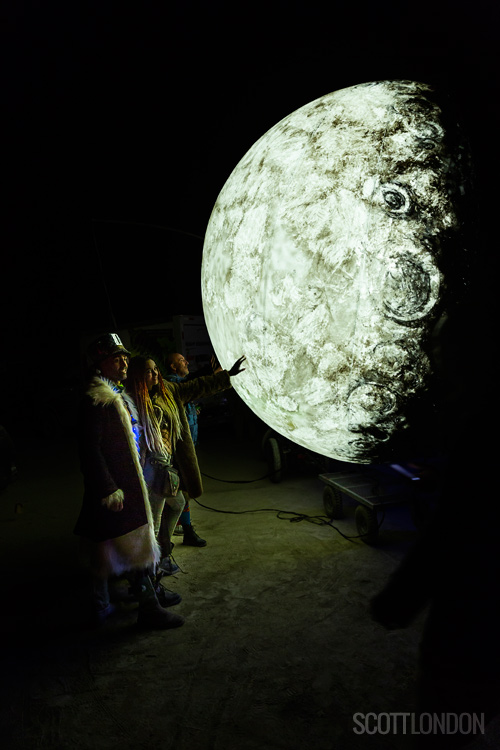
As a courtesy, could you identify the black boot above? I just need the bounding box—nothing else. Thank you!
[155,582,182,608]
[131,572,184,630]
[157,544,181,575]
[148,569,182,607]
[183,523,207,547]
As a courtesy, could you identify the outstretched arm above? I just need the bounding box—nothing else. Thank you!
[173,370,231,404]
[172,356,246,404]
[211,355,222,373]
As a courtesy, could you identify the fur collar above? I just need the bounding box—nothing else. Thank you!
[87,376,139,422]
[87,376,122,407]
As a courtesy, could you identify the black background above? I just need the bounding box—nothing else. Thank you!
[2,0,497,433]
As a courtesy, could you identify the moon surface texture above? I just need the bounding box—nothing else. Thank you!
[201,81,469,463]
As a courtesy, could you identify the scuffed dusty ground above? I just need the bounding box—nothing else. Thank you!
[0,430,496,749]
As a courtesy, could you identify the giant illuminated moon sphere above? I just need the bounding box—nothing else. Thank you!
[201,81,470,463]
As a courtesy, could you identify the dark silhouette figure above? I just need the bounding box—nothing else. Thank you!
[371,309,500,748]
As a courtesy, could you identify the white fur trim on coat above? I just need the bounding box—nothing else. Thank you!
[84,377,161,576]
[101,488,124,510]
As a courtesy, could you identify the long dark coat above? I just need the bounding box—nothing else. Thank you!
[74,376,160,577]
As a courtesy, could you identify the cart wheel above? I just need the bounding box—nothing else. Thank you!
[261,428,275,458]
[323,486,344,519]
[355,505,379,544]
[265,437,282,483]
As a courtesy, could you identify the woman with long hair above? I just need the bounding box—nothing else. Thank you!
[127,353,245,574]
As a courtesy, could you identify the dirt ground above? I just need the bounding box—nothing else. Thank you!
[1,422,498,750]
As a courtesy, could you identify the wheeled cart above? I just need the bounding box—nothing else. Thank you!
[319,469,425,544]
[262,428,332,482]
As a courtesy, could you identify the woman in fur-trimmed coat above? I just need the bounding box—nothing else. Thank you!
[159,370,231,499]
[126,354,246,560]
[74,375,161,579]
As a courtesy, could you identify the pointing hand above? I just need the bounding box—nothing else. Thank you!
[228,356,246,377]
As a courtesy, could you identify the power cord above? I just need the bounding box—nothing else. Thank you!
[197,469,388,542]
[193,497,371,543]
[200,471,275,483]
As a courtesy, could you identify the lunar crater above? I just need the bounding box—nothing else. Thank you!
[378,181,415,218]
[382,257,434,321]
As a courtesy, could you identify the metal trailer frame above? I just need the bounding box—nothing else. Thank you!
[319,469,423,544]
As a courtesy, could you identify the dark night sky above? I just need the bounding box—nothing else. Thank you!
[2,1,498,416]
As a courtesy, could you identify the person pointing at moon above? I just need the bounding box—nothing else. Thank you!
[126,353,246,578]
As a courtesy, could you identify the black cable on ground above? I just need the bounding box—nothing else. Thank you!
[193,497,372,543]
[198,467,389,541]
[200,471,274,483]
